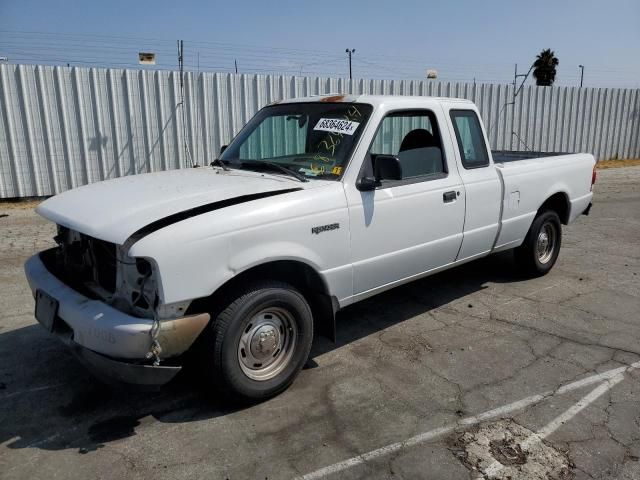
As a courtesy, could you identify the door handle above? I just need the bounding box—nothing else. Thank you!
[443,191,457,203]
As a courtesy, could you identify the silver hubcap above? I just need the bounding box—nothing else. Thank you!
[536,221,557,264]
[238,307,298,381]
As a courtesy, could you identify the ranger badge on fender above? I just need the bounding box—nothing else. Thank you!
[311,223,340,235]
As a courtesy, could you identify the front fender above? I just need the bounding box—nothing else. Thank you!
[128,183,351,305]
[228,242,324,275]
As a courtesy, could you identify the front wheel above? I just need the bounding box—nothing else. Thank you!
[514,210,562,276]
[200,280,314,401]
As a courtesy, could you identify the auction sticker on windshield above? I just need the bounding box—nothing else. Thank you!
[314,118,360,135]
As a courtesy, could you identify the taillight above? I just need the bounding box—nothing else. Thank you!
[591,166,597,190]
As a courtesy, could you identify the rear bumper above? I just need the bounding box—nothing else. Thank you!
[569,193,593,223]
[24,252,209,387]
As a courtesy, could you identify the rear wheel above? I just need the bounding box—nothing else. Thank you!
[515,210,562,276]
[200,280,313,401]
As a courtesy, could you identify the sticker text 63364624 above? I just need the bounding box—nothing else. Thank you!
[313,118,360,136]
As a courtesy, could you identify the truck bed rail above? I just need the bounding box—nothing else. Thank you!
[492,150,570,163]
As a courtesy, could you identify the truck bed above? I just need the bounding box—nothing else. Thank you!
[492,152,595,251]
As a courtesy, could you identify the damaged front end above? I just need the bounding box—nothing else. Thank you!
[25,226,210,388]
[51,225,159,319]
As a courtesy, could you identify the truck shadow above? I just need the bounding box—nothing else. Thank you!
[0,251,525,453]
[321,250,523,357]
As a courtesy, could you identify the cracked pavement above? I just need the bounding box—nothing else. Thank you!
[1,166,639,480]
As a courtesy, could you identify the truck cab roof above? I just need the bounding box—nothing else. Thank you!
[273,94,476,108]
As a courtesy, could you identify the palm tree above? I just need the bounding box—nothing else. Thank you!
[533,49,559,86]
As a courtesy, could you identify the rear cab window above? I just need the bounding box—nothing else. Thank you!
[450,110,490,169]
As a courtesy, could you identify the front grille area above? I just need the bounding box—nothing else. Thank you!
[42,226,157,319]
[88,237,117,293]
[51,227,118,294]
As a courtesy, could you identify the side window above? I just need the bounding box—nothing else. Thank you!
[369,110,445,180]
[450,110,489,169]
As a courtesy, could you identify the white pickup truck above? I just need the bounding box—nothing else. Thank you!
[25,94,596,400]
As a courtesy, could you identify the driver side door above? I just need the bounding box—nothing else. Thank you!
[345,108,466,299]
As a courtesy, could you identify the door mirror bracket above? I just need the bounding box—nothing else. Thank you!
[356,176,380,191]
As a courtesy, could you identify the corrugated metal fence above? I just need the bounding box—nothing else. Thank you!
[1,64,639,198]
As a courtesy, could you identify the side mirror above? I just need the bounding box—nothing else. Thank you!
[374,155,403,181]
[356,155,403,191]
[220,145,228,155]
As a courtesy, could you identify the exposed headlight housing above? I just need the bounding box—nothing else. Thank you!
[53,225,159,318]
[115,255,158,318]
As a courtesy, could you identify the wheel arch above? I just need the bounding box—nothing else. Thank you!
[187,259,338,342]
[537,191,570,225]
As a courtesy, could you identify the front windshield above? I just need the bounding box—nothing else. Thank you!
[220,102,373,180]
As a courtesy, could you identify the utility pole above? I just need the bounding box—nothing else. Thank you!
[177,40,194,167]
[513,63,534,102]
[578,65,584,87]
[235,59,238,74]
[177,40,184,74]
[345,48,355,80]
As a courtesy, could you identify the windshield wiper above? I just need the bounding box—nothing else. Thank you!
[210,158,230,171]
[240,160,309,183]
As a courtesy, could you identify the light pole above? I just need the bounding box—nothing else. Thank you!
[578,65,584,88]
[345,48,355,80]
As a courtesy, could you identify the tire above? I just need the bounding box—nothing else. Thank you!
[200,280,313,402]
[514,210,562,277]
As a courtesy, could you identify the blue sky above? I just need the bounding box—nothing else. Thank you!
[1,0,639,87]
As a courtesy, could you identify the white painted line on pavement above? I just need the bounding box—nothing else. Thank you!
[536,373,624,441]
[483,372,625,478]
[297,361,640,480]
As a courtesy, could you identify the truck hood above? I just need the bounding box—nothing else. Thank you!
[37,168,319,244]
